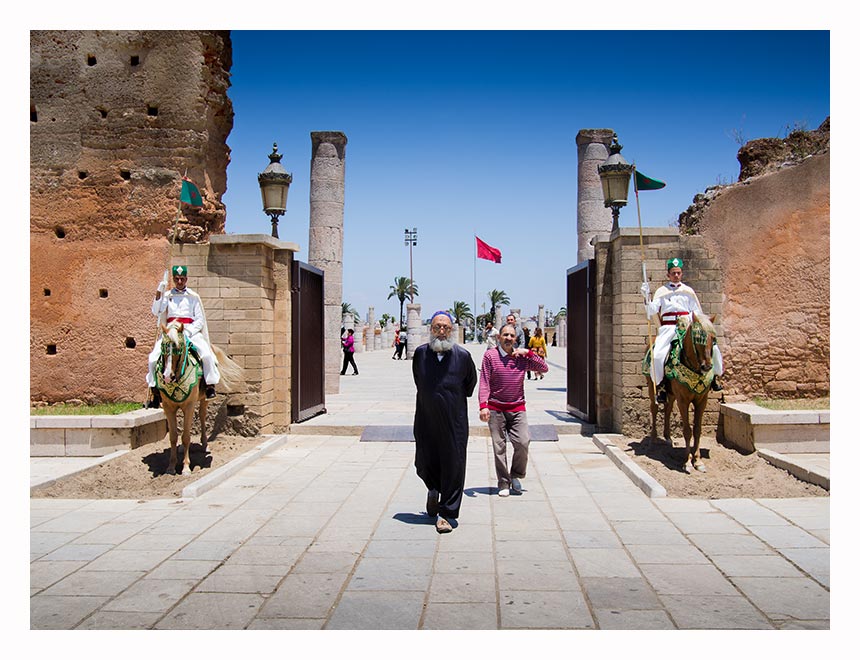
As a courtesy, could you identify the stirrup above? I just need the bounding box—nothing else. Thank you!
[205,384,216,399]
[711,377,723,392]
[656,382,668,403]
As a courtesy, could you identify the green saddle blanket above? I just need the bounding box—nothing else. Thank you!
[155,344,203,403]
[643,327,714,395]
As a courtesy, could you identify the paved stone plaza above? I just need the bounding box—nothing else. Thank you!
[30,345,830,630]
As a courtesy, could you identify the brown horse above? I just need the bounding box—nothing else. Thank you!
[156,321,242,475]
[645,313,717,473]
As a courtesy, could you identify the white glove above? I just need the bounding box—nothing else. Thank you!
[157,270,169,293]
[640,281,651,301]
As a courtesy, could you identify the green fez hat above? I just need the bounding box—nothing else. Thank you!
[172,265,188,277]
[666,257,683,270]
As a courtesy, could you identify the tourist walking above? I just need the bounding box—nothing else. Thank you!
[340,328,359,375]
[484,320,499,349]
[479,323,548,496]
[412,311,478,533]
[528,327,548,380]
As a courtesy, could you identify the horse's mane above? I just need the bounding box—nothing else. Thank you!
[693,313,715,335]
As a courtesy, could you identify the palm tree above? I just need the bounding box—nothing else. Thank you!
[449,301,473,326]
[388,276,418,327]
[487,289,510,319]
[341,301,360,325]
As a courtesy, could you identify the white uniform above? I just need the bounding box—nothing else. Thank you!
[645,282,723,384]
[147,287,220,387]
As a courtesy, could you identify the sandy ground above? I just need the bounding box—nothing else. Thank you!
[31,432,828,501]
[610,434,828,499]
[31,434,264,500]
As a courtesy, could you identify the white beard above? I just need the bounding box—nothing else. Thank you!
[429,335,455,353]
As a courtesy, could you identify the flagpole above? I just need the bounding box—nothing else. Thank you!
[633,165,657,398]
[473,235,477,343]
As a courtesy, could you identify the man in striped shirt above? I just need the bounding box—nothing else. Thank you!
[479,324,548,497]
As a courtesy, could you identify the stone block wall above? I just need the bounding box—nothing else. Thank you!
[174,236,297,435]
[593,228,723,436]
[30,30,234,405]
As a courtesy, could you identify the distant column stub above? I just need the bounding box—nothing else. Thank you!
[308,130,348,394]
[576,128,616,263]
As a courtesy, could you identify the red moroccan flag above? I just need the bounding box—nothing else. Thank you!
[476,236,502,263]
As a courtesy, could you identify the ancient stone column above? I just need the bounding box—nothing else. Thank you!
[406,303,422,360]
[538,305,545,330]
[494,306,504,331]
[558,316,567,348]
[366,307,375,352]
[308,131,348,394]
[453,323,461,344]
[576,129,615,263]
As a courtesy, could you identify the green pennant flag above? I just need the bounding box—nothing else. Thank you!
[635,170,666,191]
[180,178,203,206]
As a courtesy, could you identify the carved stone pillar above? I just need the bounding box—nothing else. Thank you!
[576,128,615,263]
[308,131,347,394]
[406,303,422,360]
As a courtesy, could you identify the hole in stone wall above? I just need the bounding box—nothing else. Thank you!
[78,171,88,179]
[227,404,245,417]
[125,337,136,349]
[87,54,96,66]
[43,288,51,296]
[98,108,108,118]
[54,227,66,239]
[31,106,37,122]
[130,55,139,66]
[120,170,131,181]
[46,344,57,355]
[99,289,108,298]
[147,105,158,117]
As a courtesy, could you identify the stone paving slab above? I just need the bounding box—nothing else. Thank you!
[30,353,831,633]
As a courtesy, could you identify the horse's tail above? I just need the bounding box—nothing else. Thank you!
[213,345,244,392]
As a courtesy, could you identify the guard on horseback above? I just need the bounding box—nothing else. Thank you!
[146,265,220,408]
[641,257,723,403]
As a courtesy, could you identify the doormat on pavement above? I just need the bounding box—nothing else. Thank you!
[528,425,559,441]
[360,426,415,442]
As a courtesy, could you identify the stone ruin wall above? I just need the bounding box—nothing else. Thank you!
[677,119,830,400]
[30,30,233,403]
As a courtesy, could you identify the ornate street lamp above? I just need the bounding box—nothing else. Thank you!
[404,227,418,303]
[258,143,293,238]
[597,134,633,232]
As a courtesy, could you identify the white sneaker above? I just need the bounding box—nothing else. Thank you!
[511,478,523,494]
[498,487,510,497]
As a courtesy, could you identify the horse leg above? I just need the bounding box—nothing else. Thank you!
[647,378,658,446]
[199,385,209,452]
[164,405,179,475]
[663,390,674,447]
[181,403,193,474]
[691,397,707,473]
[677,400,695,474]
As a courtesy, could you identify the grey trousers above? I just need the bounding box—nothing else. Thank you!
[488,410,529,488]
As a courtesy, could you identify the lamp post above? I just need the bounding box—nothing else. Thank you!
[404,227,418,303]
[597,134,633,232]
[258,143,293,238]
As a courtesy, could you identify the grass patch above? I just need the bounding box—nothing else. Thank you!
[754,397,829,410]
[30,402,142,416]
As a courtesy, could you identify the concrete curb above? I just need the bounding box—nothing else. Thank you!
[757,448,830,491]
[592,434,667,498]
[181,434,290,498]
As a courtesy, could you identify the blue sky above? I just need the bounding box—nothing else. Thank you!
[221,29,829,325]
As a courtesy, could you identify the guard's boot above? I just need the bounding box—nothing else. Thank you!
[147,387,161,409]
[711,376,723,392]
[656,380,668,404]
[205,384,216,399]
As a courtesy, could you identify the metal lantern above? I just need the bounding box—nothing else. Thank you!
[597,134,633,231]
[258,143,293,238]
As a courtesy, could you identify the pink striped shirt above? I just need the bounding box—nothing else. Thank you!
[479,347,548,412]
